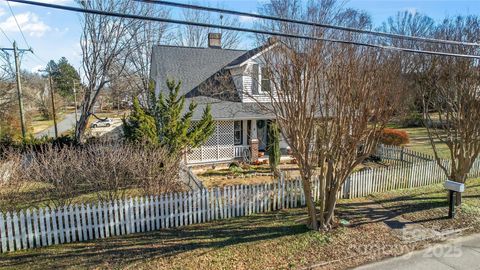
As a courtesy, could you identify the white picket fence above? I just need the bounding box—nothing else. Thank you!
[1,156,480,253]
[347,156,480,198]
[376,144,434,163]
[0,180,306,253]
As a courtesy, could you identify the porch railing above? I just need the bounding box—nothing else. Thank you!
[234,146,249,158]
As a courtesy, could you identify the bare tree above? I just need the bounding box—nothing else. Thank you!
[174,2,242,49]
[122,2,171,109]
[418,15,480,206]
[75,0,139,142]
[314,48,402,229]
[380,11,436,116]
[0,53,17,137]
[254,0,403,230]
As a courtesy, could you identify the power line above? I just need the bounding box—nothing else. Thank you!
[7,1,32,49]
[32,51,48,64]
[6,1,48,65]
[25,53,46,67]
[8,0,480,59]
[135,0,480,47]
[0,26,13,44]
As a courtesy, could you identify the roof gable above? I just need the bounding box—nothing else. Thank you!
[150,46,246,96]
[150,41,279,104]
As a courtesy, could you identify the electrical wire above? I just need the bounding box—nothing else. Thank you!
[0,26,13,45]
[135,0,480,47]
[7,0,32,49]
[8,0,480,59]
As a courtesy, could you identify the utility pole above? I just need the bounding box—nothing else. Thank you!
[1,41,33,141]
[73,80,78,132]
[39,66,58,138]
[49,69,58,138]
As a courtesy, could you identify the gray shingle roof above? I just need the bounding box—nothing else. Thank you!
[150,44,275,120]
[185,96,274,121]
[150,45,246,96]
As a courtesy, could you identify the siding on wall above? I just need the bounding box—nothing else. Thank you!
[236,60,275,103]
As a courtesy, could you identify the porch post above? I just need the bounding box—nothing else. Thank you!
[250,119,259,163]
[242,120,248,146]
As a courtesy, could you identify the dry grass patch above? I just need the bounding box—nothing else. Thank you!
[0,202,428,270]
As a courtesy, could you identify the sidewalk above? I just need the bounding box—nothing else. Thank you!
[355,233,480,270]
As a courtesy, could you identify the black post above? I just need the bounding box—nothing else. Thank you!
[448,190,455,219]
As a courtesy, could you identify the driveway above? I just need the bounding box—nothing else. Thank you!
[35,112,77,138]
[355,233,480,270]
[89,118,123,139]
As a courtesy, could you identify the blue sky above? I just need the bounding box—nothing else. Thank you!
[1,0,480,74]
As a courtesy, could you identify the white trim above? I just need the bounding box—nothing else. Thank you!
[242,120,248,146]
[224,42,280,69]
[250,119,258,140]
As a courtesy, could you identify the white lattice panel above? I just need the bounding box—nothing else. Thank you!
[187,148,202,162]
[205,132,218,146]
[186,121,236,164]
[218,146,234,160]
[217,121,234,146]
[202,147,218,161]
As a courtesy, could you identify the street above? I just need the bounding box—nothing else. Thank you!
[35,112,76,138]
[356,233,480,270]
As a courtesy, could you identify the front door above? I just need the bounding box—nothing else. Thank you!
[257,120,268,151]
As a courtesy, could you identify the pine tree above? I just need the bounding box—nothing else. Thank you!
[122,97,157,144]
[46,57,81,98]
[156,79,215,155]
[268,122,281,177]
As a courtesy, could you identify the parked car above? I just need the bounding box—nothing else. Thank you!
[90,118,113,128]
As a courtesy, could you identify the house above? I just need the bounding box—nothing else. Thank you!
[150,34,290,165]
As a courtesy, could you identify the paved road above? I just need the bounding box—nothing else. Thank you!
[35,112,76,138]
[356,233,480,270]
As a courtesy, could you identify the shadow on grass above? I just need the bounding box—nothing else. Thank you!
[339,192,480,229]
[338,196,449,228]
[0,210,308,269]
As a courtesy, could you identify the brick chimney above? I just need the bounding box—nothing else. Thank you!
[208,33,222,48]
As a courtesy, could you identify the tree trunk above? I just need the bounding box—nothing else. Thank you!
[75,111,90,142]
[450,173,466,207]
[455,192,462,206]
[318,175,326,228]
[324,187,338,228]
[300,176,318,230]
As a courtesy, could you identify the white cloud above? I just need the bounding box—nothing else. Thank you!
[239,12,258,23]
[0,12,51,37]
[0,8,5,17]
[30,64,44,74]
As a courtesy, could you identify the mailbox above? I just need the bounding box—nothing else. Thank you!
[444,180,465,193]
[444,180,465,219]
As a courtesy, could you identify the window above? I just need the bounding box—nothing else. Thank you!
[234,121,243,145]
[261,67,271,92]
[251,64,259,94]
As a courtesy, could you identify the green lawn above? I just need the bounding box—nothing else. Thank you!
[396,127,450,159]
[370,178,480,232]
[0,206,410,270]
[0,181,144,212]
[2,178,480,269]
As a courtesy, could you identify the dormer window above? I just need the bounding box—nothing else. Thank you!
[261,67,271,92]
[251,64,260,95]
[250,64,271,95]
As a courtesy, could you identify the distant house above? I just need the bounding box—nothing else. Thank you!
[150,34,289,165]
